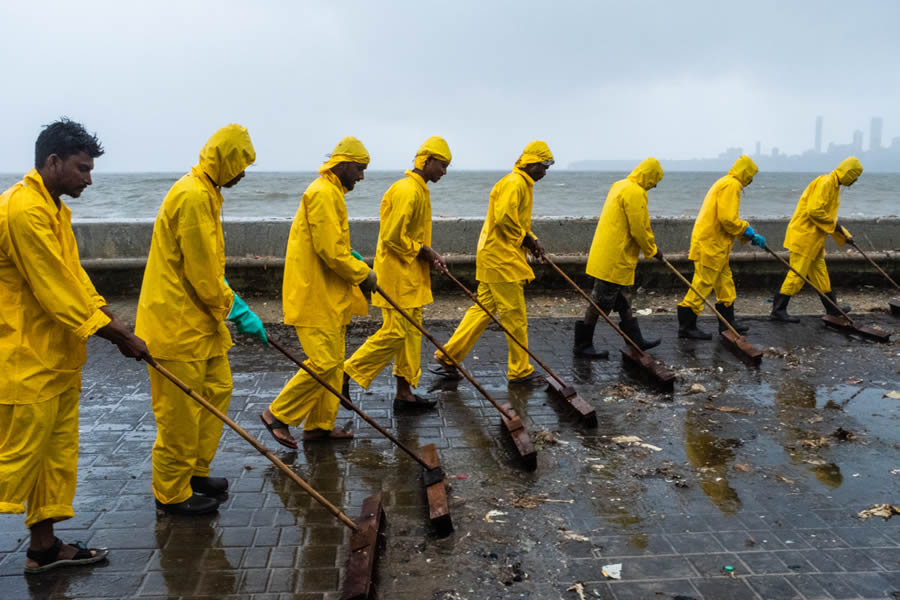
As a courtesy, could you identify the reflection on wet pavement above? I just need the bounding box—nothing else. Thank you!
[0,315,898,599]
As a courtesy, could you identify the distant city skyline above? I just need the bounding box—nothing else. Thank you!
[571,116,900,173]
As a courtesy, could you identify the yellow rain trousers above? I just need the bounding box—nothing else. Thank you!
[148,357,232,504]
[1,170,109,527]
[679,155,757,314]
[779,250,832,296]
[779,157,862,296]
[346,165,439,389]
[269,326,346,431]
[136,124,256,504]
[0,387,80,527]
[586,158,663,286]
[345,307,423,388]
[435,282,533,380]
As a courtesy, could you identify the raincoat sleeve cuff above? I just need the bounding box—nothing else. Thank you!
[832,228,848,246]
[75,309,112,342]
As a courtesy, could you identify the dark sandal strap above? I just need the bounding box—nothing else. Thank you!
[261,413,289,431]
[67,541,95,560]
[26,537,63,566]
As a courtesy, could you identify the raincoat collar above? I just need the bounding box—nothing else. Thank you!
[405,170,428,191]
[320,170,348,195]
[23,169,66,214]
[513,167,535,187]
[191,166,225,212]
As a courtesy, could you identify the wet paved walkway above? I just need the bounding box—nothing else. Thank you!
[1,313,899,599]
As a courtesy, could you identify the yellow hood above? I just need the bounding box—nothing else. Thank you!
[414,136,452,170]
[197,124,256,187]
[728,155,758,187]
[834,156,863,185]
[628,157,664,190]
[514,140,554,168]
[319,136,370,174]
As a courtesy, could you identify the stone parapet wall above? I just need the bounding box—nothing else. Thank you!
[74,217,899,296]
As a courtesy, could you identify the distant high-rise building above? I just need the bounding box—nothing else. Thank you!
[815,116,823,153]
[870,117,883,151]
[853,130,864,152]
[755,141,761,156]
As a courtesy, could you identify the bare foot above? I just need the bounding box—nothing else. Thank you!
[302,428,354,441]
[261,409,298,448]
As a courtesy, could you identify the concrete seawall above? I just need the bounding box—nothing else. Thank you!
[76,217,899,296]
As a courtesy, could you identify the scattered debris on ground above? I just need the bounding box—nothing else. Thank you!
[857,504,900,520]
[601,563,622,579]
[611,435,662,452]
[703,403,756,416]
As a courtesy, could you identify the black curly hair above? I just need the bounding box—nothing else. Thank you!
[35,118,104,168]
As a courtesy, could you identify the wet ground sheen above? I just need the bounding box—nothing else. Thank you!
[1,314,898,599]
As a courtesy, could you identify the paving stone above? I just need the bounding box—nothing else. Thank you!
[1,316,897,599]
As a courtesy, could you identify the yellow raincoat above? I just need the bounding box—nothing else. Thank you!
[783,157,862,259]
[586,158,663,286]
[0,170,109,525]
[135,124,256,360]
[282,170,371,328]
[270,140,372,432]
[372,171,433,309]
[475,169,539,284]
[0,170,110,404]
[345,138,451,390]
[688,155,756,271]
[136,124,255,505]
[679,156,756,313]
[436,142,552,381]
[779,157,863,296]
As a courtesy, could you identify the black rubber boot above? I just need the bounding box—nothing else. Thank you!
[620,317,661,350]
[190,476,228,496]
[677,306,712,340]
[573,321,609,359]
[156,493,220,516]
[715,303,749,334]
[822,291,851,316]
[770,293,799,323]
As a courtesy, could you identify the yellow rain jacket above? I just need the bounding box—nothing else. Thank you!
[0,170,110,404]
[783,157,862,259]
[688,155,757,271]
[373,171,433,309]
[135,124,256,360]
[586,158,664,286]
[283,171,371,328]
[475,141,553,284]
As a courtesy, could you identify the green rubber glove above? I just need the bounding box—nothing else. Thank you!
[351,250,364,261]
[226,284,268,346]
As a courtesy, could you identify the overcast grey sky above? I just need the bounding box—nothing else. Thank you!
[1,0,898,172]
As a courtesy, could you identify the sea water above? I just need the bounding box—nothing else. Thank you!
[0,170,896,220]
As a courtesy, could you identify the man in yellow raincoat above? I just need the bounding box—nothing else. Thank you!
[574,158,664,358]
[1,119,149,573]
[343,137,451,409]
[771,157,862,322]
[136,124,267,516]
[260,137,375,448]
[677,155,766,339]
[431,141,553,385]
